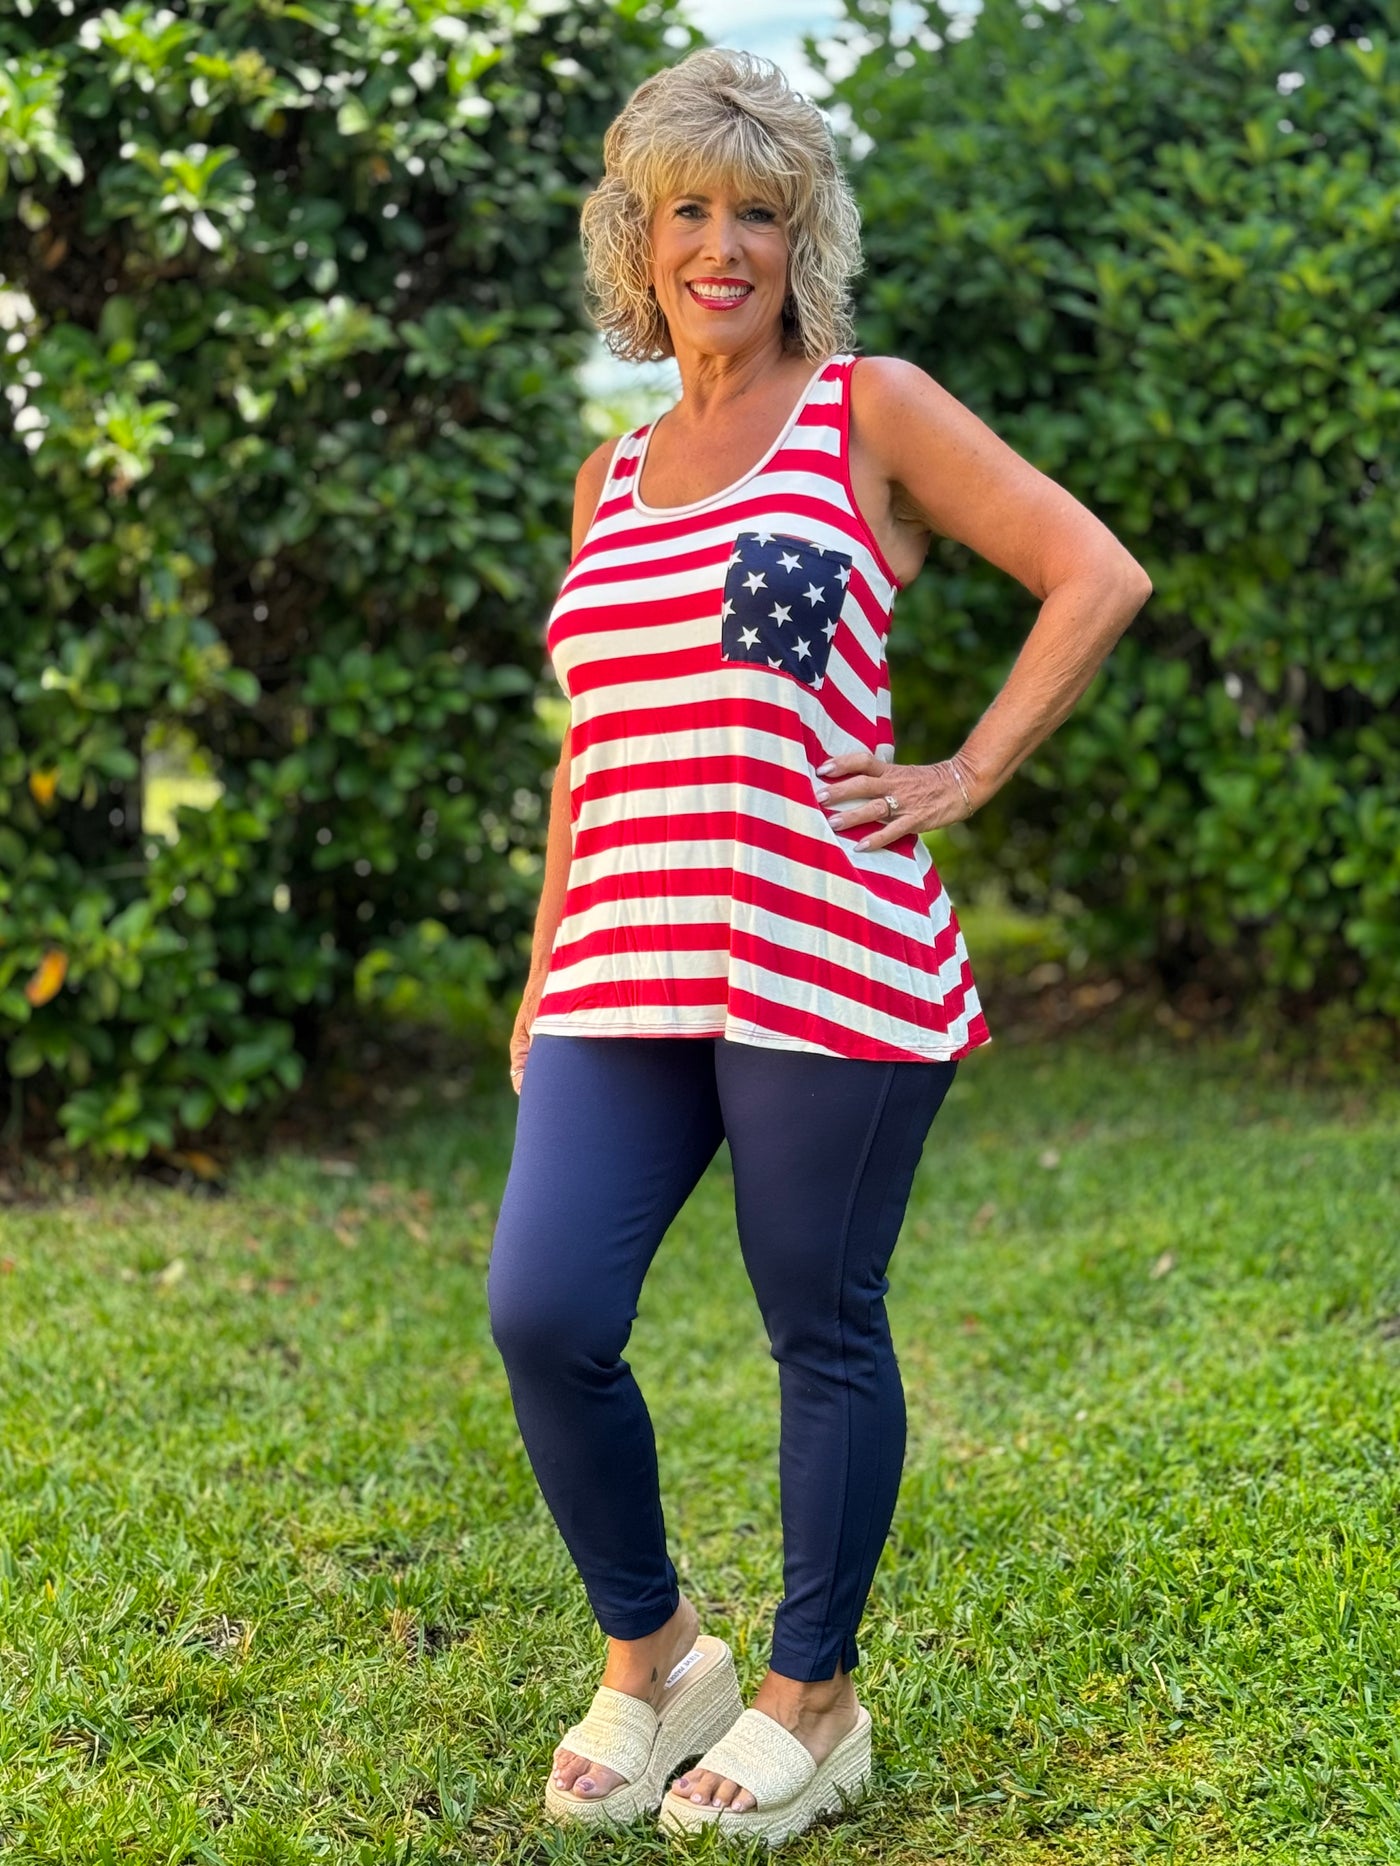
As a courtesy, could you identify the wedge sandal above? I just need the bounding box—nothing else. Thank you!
[657,1702,873,1846]
[544,1634,744,1826]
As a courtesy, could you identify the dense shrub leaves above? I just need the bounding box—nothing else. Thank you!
[821,0,1400,1008]
[0,0,688,1159]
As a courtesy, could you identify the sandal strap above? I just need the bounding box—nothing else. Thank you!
[691,1708,816,1807]
[558,1685,658,1783]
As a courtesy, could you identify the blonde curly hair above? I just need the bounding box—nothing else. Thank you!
[579,47,863,364]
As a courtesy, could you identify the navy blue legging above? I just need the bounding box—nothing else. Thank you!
[487,1033,956,1682]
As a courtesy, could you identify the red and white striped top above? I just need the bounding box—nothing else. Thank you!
[531,352,991,1064]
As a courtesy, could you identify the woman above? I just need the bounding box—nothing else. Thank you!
[488,46,1151,1846]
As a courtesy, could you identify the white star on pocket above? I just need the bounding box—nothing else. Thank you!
[719,530,852,688]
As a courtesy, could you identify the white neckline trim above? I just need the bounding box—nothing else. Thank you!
[630,354,844,517]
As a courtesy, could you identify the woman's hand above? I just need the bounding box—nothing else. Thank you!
[509,976,546,1095]
[815,749,978,853]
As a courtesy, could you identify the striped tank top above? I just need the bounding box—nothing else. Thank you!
[530,351,991,1064]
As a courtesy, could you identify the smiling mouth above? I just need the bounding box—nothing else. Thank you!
[686,282,754,307]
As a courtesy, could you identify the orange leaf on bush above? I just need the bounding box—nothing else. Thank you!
[24,950,68,1006]
[28,769,58,807]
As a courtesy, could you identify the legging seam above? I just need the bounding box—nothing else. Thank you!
[807,1060,897,1669]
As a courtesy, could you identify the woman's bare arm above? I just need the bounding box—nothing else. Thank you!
[524,436,614,974]
[524,723,575,984]
[509,437,615,1084]
[822,358,1152,847]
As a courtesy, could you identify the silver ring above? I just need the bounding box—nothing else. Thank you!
[881,793,900,823]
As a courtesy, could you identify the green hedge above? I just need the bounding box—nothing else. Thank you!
[823,0,1400,1008]
[0,0,688,1159]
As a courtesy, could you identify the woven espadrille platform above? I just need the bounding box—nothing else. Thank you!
[544,1634,744,1826]
[657,1702,873,1846]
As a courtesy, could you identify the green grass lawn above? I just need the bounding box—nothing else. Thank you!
[0,1032,1396,1864]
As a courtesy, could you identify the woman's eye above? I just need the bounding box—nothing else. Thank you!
[674,204,777,221]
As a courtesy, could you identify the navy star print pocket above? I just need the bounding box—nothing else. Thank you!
[719,531,852,689]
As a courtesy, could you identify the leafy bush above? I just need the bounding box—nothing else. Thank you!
[0,0,688,1158]
[822,0,1400,1008]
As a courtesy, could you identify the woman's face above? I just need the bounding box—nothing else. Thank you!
[648,181,789,357]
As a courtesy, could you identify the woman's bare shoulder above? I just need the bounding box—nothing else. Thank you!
[571,435,621,554]
[846,354,961,512]
[848,354,945,436]
[850,353,1149,598]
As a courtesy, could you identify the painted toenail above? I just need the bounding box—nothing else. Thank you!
[691,1792,706,1803]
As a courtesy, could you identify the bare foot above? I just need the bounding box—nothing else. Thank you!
[551,1594,702,1801]
[666,1664,860,1814]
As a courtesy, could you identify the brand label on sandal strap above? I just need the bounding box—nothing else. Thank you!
[664,1648,704,1690]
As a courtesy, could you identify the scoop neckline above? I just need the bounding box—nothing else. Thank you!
[630,354,843,517]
